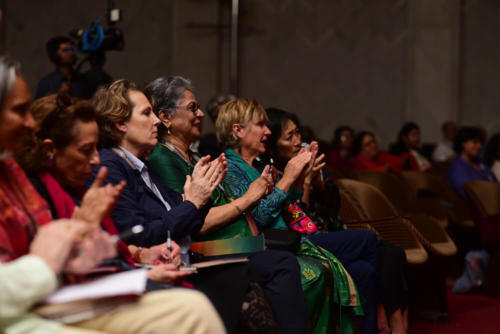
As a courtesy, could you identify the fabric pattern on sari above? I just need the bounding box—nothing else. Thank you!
[222,148,363,334]
[0,158,51,262]
[148,142,252,241]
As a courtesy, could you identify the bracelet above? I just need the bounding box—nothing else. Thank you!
[133,247,143,263]
[230,202,244,215]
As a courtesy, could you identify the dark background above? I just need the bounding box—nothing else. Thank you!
[2,0,499,147]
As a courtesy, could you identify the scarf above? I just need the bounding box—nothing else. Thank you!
[38,172,134,266]
[0,158,51,261]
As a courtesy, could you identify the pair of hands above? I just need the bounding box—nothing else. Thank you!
[283,141,326,190]
[73,167,126,227]
[141,241,192,284]
[30,219,117,275]
[184,153,227,209]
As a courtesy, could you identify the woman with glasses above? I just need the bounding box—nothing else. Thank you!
[352,131,414,173]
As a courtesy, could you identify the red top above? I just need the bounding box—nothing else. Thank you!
[326,148,355,173]
[353,151,418,173]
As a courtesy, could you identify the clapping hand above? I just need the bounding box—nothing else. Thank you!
[184,154,225,208]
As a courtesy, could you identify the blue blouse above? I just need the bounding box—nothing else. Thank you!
[446,156,497,198]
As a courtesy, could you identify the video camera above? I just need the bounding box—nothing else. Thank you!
[70,6,124,54]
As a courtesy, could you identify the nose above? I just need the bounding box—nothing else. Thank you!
[264,126,271,136]
[24,112,35,130]
[293,133,301,146]
[196,108,204,118]
[89,148,100,167]
[152,113,160,126]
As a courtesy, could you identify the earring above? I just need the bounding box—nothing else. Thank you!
[167,127,171,135]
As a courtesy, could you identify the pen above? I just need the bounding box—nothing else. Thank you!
[167,230,172,264]
[111,224,144,243]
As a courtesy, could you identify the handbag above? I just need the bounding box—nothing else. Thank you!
[244,207,302,254]
[282,200,319,235]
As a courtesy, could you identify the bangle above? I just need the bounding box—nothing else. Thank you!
[230,202,244,215]
[133,247,143,263]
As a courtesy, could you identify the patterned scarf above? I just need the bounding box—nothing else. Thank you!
[0,158,52,261]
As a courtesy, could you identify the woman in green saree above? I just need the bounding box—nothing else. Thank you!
[146,76,363,334]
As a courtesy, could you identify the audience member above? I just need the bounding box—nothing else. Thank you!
[36,36,94,99]
[389,122,431,172]
[326,125,355,173]
[432,121,457,163]
[484,133,500,181]
[197,94,236,157]
[446,126,497,198]
[0,57,225,334]
[352,131,416,173]
[265,108,409,334]
[217,99,369,333]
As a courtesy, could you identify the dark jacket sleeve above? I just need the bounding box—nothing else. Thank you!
[89,150,208,247]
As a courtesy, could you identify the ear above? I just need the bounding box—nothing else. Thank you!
[159,110,172,129]
[42,139,56,157]
[232,123,245,140]
[114,121,127,133]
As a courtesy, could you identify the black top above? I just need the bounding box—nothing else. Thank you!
[35,69,95,99]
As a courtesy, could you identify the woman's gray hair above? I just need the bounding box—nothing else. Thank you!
[0,57,19,107]
[145,76,194,118]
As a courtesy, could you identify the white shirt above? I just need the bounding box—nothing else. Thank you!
[432,139,455,162]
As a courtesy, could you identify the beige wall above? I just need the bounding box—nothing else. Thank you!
[2,0,499,148]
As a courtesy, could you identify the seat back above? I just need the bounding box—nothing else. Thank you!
[354,170,416,214]
[336,178,399,219]
[464,180,500,216]
[336,179,428,263]
[401,171,474,227]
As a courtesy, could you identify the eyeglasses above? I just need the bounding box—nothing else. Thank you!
[178,102,201,114]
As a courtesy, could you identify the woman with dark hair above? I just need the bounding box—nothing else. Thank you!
[484,133,500,181]
[352,131,414,173]
[265,108,410,334]
[325,125,355,173]
[389,122,430,172]
[446,126,497,198]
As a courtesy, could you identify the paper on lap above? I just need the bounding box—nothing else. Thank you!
[45,269,148,304]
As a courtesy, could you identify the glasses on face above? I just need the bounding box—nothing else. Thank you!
[179,102,201,114]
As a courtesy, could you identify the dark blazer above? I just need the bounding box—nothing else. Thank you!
[88,148,211,247]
